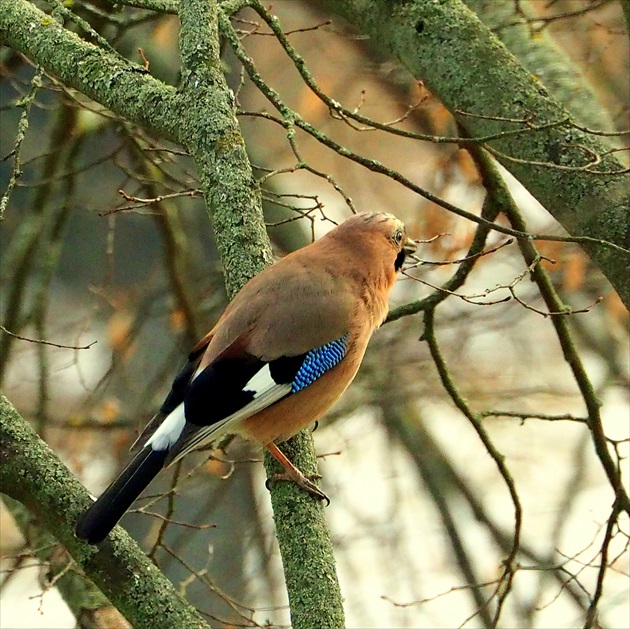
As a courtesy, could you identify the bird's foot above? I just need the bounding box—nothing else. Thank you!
[265,470,330,504]
[264,441,330,505]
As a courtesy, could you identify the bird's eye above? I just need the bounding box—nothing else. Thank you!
[393,229,404,246]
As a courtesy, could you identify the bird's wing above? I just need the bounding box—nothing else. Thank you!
[156,332,350,465]
[198,251,356,365]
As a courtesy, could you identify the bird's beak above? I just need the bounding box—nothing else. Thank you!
[403,236,417,255]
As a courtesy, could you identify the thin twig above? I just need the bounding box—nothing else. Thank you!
[0,325,96,350]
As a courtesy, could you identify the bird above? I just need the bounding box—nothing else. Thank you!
[75,212,416,544]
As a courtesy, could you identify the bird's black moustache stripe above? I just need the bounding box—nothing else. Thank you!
[394,249,406,271]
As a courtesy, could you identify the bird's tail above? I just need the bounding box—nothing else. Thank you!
[75,446,168,545]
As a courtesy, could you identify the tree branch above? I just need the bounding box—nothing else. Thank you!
[468,146,630,516]
[464,0,618,133]
[325,0,630,308]
[0,395,209,629]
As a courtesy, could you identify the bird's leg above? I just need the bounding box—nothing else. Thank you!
[265,442,330,504]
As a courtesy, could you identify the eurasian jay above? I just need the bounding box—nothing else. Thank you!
[75,212,416,544]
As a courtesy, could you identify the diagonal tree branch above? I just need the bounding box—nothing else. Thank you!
[326,0,630,308]
[0,395,210,628]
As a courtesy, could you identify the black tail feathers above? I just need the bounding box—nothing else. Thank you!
[75,447,168,545]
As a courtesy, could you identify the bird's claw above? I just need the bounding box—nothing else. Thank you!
[266,472,330,505]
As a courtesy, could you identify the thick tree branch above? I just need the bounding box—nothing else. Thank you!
[326,0,630,308]
[465,0,618,133]
[0,395,209,629]
[175,0,272,296]
[177,2,344,626]
[263,431,345,629]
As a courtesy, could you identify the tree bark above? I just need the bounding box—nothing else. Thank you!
[464,0,617,133]
[0,395,209,629]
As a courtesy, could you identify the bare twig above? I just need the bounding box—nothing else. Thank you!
[0,324,96,350]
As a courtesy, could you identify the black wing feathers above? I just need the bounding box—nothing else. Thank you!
[269,354,306,384]
[184,355,260,426]
[184,351,307,426]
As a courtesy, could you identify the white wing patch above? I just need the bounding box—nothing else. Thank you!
[147,403,186,451]
[148,362,294,465]
[244,364,276,399]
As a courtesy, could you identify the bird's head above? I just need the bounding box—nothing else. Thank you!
[332,212,417,273]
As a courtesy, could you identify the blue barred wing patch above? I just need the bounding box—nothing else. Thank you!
[291,334,349,393]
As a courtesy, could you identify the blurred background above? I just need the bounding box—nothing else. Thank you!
[1,0,628,627]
